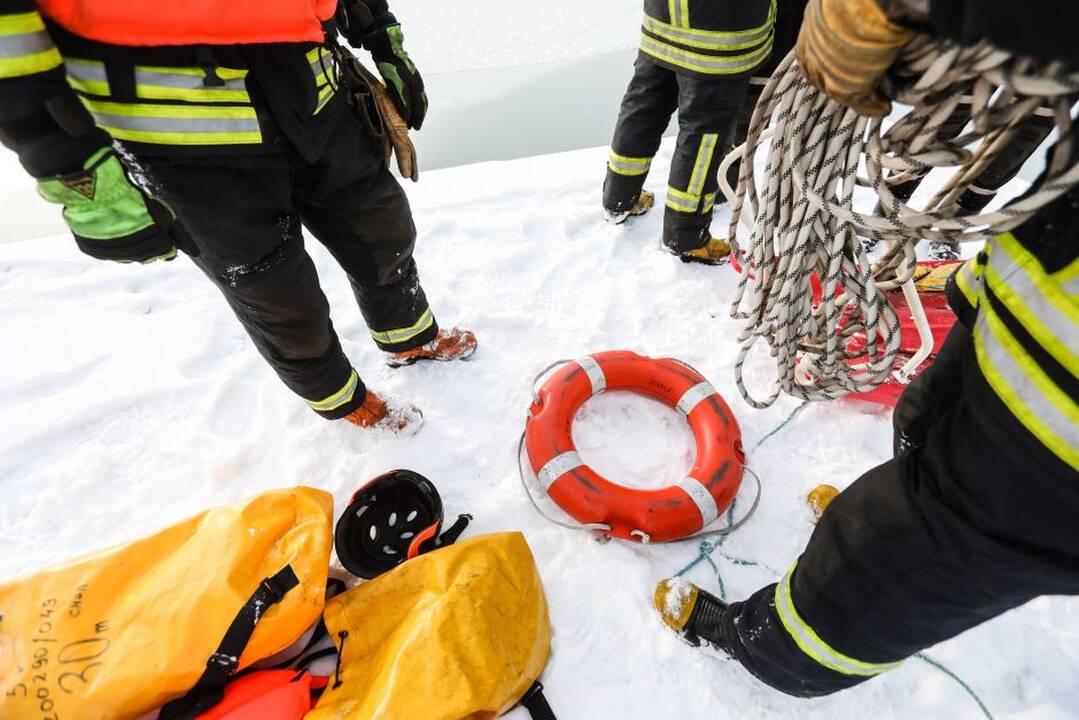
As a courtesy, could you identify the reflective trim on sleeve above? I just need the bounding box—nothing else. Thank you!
[974,304,1079,471]
[0,12,61,78]
[577,356,607,395]
[538,451,585,491]
[608,150,652,177]
[306,369,360,413]
[134,65,250,103]
[954,256,982,309]
[666,186,701,213]
[640,33,773,75]
[81,98,263,145]
[985,233,1078,375]
[1054,256,1079,296]
[775,562,905,677]
[369,307,435,346]
[676,476,719,526]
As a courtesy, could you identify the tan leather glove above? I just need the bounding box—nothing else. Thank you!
[796,0,915,117]
[368,75,419,181]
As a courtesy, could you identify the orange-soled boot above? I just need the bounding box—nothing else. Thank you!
[343,390,422,433]
[386,327,478,368]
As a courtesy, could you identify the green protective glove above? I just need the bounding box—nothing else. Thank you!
[364,24,428,130]
[37,148,197,264]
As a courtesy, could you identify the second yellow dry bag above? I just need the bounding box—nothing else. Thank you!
[308,531,552,720]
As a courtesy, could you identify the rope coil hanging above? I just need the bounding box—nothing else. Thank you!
[726,38,1079,408]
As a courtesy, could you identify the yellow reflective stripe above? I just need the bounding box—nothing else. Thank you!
[81,98,263,145]
[1054,255,1079,295]
[0,11,46,36]
[306,370,360,413]
[667,0,681,27]
[775,563,904,676]
[0,46,60,78]
[608,150,652,176]
[687,133,718,197]
[703,192,717,213]
[666,186,700,213]
[986,233,1079,375]
[134,65,250,103]
[315,83,335,114]
[975,305,1079,471]
[640,33,773,75]
[65,58,108,95]
[955,257,981,308]
[370,308,435,345]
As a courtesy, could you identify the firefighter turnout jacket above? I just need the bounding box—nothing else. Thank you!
[639,0,776,78]
[0,0,400,173]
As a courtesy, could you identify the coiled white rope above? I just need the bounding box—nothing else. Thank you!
[726,37,1079,408]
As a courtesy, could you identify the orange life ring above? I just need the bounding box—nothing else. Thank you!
[525,351,744,543]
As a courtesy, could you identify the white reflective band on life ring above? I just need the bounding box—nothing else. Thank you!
[676,476,720,526]
[577,356,607,395]
[676,381,716,416]
[538,451,585,491]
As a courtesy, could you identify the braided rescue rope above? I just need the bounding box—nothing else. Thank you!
[725,38,1079,408]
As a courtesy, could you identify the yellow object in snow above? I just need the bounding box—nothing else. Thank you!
[0,487,333,720]
[309,532,551,720]
[913,262,962,293]
[807,484,840,519]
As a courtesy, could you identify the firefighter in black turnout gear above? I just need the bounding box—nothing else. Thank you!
[654,0,1079,698]
[0,0,476,432]
[603,0,776,265]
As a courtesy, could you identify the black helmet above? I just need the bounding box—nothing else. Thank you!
[334,470,471,579]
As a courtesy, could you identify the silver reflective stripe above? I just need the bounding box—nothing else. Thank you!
[577,356,606,395]
[775,562,905,676]
[607,152,651,176]
[666,189,699,213]
[537,451,585,491]
[66,59,107,84]
[676,476,719,526]
[135,68,247,93]
[1059,272,1079,296]
[0,30,52,58]
[975,309,1079,469]
[92,112,261,135]
[669,0,684,29]
[987,237,1079,366]
[640,34,772,74]
[642,16,774,49]
[676,381,715,416]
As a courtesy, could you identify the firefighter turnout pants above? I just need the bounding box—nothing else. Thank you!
[715,325,1079,696]
[603,58,750,253]
[140,97,436,419]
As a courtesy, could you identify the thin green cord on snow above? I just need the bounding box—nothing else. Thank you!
[670,400,993,720]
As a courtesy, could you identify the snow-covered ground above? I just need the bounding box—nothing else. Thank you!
[2,137,1076,719]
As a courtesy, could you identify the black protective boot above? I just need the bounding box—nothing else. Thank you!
[653,578,731,648]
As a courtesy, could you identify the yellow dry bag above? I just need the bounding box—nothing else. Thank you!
[0,486,333,720]
[308,531,552,720]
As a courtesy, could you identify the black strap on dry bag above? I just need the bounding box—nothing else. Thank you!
[158,565,300,719]
[520,681,558,720]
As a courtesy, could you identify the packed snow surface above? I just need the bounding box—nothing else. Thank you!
[1,140,1076,719]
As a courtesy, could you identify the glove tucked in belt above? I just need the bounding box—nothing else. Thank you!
[37,148,196,264]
